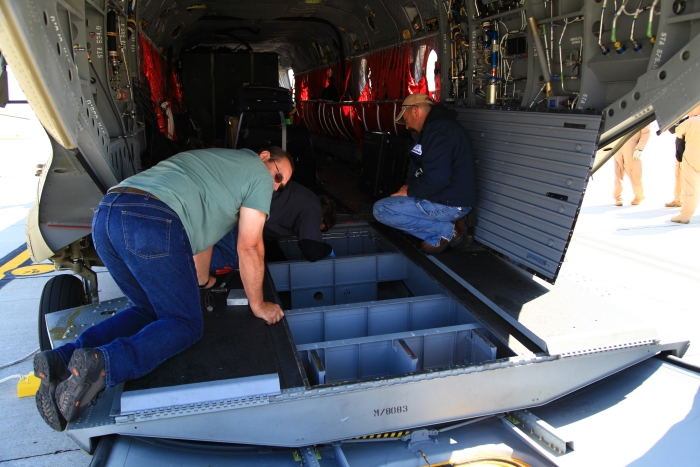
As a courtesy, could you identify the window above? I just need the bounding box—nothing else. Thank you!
[414,45,427,83]
[279,70,290,90]
[426,50,438,92]
[287,69,295,91]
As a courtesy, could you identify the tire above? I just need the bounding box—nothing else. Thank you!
[38,275,87,351]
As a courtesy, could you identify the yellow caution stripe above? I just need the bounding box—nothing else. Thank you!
[354,430,409,439]
[0,249,30,281]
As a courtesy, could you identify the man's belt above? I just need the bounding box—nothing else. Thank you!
[107,187,160,201]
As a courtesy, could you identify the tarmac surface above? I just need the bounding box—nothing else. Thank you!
[0,104,698,466]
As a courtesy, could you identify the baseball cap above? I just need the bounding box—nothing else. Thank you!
[395,93,434,124]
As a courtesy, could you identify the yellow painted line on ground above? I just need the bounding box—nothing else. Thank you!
[0,249,30,281]
[11,264,54,276]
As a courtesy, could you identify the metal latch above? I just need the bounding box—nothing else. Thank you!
[403,428,438,450]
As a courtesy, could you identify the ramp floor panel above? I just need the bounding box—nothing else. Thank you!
[124,271,306,392]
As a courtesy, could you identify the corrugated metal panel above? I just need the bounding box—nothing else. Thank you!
[456,108,603,283]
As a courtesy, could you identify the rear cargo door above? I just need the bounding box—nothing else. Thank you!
[457,108,603,283]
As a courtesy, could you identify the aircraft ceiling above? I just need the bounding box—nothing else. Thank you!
[136,0,440,71]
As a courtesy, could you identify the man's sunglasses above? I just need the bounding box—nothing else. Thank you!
[271,159,283,184]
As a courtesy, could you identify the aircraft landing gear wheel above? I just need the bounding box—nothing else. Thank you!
[38,275,87,351]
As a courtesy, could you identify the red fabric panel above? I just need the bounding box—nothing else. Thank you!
[140,33,167,136]
[407,39,431,96]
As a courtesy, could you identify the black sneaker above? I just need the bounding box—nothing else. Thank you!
[56,348,106,422]
[34,350,70,431]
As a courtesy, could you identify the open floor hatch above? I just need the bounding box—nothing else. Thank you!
[44,223,688,450]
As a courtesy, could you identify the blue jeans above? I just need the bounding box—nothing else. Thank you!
[54,191,203,387]
[373,197,470,247]
[211,225,239,273]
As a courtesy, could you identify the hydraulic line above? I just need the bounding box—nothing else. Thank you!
[483,22,499,104]
[598,0,611,54]
[541,25,552,79]
[611,0,630,53]
[647,0,659,43]
[527,17,553,96]
[549,0,554,62]
[630,0,644,51]
[559,20,569,92]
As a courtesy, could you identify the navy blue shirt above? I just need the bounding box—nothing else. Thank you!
[263,181,332,262]
[406,104,476,208]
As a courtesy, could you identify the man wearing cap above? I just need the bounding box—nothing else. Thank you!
[373,93,476,254]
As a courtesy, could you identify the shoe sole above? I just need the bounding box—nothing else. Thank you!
[34,352,67,431]
[449,234,464,248]
[56,350,105,422]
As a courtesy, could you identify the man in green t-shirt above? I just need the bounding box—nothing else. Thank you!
[33,147,293,432]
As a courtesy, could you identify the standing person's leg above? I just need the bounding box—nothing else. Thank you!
[373,197,462,247]
[667,159,684,206]
[613,153,625,205]
[674,159,684,203]
[625,153,644,204]
[55,193,204,422]
[674,150,700,222]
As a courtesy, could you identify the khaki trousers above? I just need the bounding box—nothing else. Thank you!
[673,160,683,203]
[680,148,700,220]
[613,152,643,200]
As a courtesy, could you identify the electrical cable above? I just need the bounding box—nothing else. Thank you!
[529,84,545,108]
[117,13,135,116]
[0,347,39,369]
[0,374,24,384]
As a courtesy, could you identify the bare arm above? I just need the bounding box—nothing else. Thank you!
[238,206,284,324]
[193,247,215,289]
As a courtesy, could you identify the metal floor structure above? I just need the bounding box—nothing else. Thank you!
[2,117,700,465]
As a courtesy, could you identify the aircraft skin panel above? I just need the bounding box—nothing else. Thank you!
[0,0,78,148]
[1,0,700,460]
[458,108,603,282]
[63,341,682,451]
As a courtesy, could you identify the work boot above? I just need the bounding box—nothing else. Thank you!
[665,200,683,207]
[34,350,70,431]
[56,348,106,422]
[671,215,690,224]
[630,196,645,205]
[421,238,450,255]
[449,216,466,248]
[615,198,623,206]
